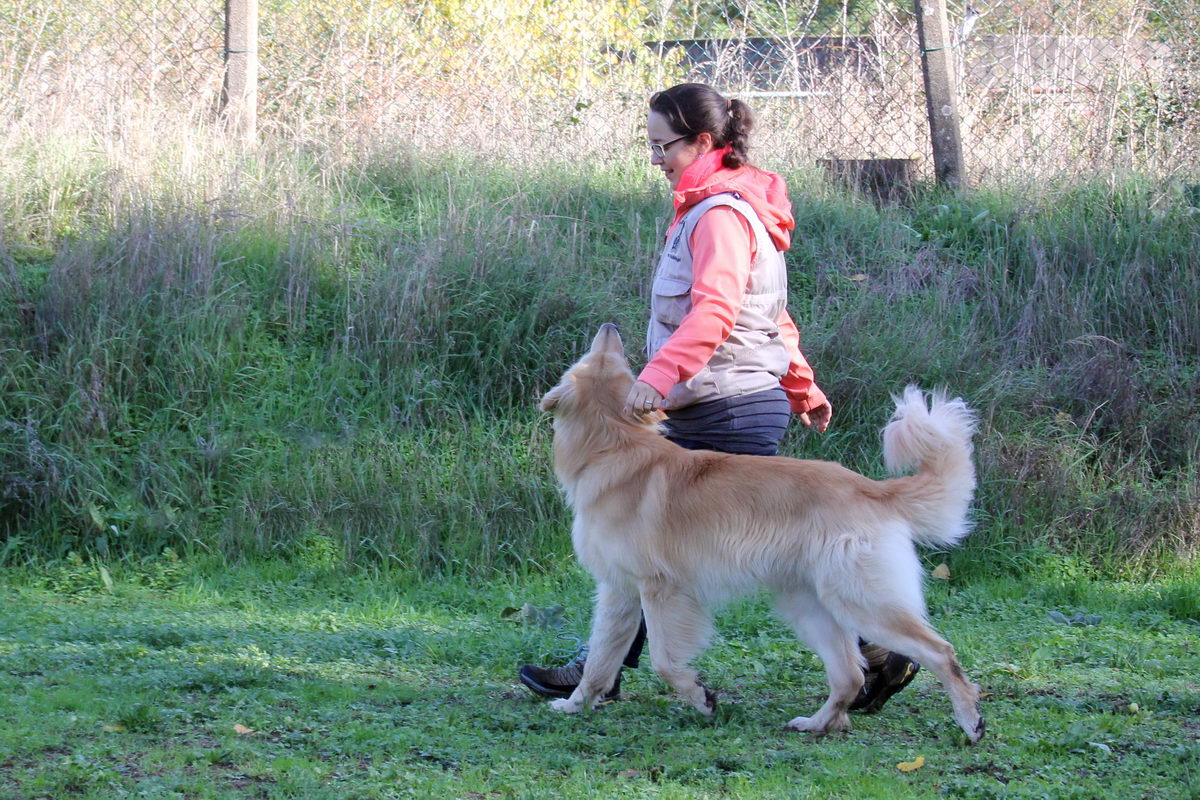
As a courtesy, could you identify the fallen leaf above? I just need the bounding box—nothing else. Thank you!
[897,755,926,773]
[233,724,255,736]
[849,273,868,282]
[931,563,950,580]
[102,723,126,733]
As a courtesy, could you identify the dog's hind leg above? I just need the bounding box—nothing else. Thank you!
[850,610,984,742]
[549,582,641,713]
[823,567,985,743]
[639,581,716,715]
[818,538,985,743]
[774,589,864,735]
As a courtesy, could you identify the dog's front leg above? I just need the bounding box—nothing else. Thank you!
[548,581,641,714]
[640,581,717,715]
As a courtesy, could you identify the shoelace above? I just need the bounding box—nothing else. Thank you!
[548,632,587,664]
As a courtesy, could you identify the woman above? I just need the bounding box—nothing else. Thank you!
[519,83,918,713]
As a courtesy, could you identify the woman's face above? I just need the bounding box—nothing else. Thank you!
[647,110,713,189]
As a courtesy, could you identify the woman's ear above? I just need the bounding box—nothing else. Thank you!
[694,131,715,155]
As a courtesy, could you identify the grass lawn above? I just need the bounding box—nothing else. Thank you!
[0,558,1197,800]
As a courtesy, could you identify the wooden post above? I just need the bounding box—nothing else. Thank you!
[914,0,963,188]
[223,0,258,144]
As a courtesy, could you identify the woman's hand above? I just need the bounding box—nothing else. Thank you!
[624,381,664,417]
[799,400,832,433]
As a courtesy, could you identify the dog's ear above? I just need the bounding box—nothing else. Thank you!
[540,380,570,412]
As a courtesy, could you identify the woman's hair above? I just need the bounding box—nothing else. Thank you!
[649,83,755,169]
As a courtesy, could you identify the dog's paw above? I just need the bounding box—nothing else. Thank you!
[784,714,848,735]
[966,715,986,744]
[549,697,583,714]
[784,715,822,733]
[682,685,716,715]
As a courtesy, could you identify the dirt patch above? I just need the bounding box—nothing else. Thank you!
[962,761,1012,784]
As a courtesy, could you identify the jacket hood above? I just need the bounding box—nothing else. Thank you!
[671,147,795,251]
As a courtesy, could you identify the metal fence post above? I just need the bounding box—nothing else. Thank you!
[914,0,963,188]
[223,0,258,143]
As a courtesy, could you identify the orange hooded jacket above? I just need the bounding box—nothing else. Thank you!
[637,148,828,415]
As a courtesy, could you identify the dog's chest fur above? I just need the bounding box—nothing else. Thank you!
[560,451,668,583]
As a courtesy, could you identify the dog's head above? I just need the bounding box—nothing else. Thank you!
[540,323,640,419]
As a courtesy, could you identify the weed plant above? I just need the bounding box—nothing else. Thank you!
[0,120,1197,577]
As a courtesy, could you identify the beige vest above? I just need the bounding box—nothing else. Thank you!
[647,193,791,409]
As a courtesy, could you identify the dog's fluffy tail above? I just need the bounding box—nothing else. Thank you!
[881,385,978,549]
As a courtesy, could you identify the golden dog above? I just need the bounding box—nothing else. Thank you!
[540,324,984,743]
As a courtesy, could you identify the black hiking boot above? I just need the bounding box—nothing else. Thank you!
[518,649,622,701]
[849,651,921,713]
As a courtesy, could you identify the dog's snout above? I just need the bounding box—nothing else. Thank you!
[590,323,623,354]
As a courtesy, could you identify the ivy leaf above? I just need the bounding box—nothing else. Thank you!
[87,503,107,531]
[501,603,565,629]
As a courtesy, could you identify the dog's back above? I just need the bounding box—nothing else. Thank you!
[561,394,976,599]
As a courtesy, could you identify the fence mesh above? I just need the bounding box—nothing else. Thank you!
[2,0,223,116]
[3,0,1200,180]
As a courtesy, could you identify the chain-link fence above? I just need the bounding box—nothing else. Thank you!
[956,0,1200,180]
[3,0,1199,181]
[1,0,223,119]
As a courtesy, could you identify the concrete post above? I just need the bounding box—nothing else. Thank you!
[914,0,964,187]
[223,0,258,143]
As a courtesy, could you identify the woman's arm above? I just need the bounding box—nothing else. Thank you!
[776,309,831,430]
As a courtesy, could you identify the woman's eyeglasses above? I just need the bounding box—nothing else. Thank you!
[649,135,689,160]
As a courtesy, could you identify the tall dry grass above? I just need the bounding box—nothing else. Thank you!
[1,75,1197,576]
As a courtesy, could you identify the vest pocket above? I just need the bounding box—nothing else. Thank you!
[741,290,784,315]
[651,276,693,327]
